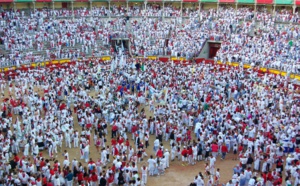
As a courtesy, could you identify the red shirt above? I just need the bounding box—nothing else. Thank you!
[131,126,137,133]
[84,176,91,183]
[40,160,45,168]
[156,150,163,158]
[238,145,243,152]
[274,177,282,185]
[77,172,83,181]
[49,169,55,176]
[181,149,188,156]
[114,147,119,156]
[221,145,228,153]
[111,139,117,146]
[118,138,124,145]
[112,125,118,132]
[91,174,98,182]
[112,165,116,172]
[42,177,47,185]
[107,175,114,183]
[53,164,59,172]
[125,140,130,147]
[188,148,193,155]
[267,172,273,181]
[211,144,218,152]
[14,155,20,163]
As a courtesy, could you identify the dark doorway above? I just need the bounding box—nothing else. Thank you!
[208,42,221,58]
[111,39,129,54]
[62,2,68,9]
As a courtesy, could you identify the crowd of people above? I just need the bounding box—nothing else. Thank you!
[0,4,300,185]
[0,6,300,70]
[0,51,299,185]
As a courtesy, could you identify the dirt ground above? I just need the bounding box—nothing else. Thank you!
[5,85,238,186]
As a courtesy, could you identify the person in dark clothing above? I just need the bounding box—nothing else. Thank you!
[99,173,107,186]
[276,157,284,173]
[170,131,175,143]
[135,62,141,71]
[296,131,300,145]
[247,155,254,169]
[118,171,125,185]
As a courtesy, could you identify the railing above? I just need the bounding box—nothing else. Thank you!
[2,56,300,83]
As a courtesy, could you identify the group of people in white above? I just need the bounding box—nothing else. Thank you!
[0,6,300,69]
[0,51,299,186]
[0,4,300,186]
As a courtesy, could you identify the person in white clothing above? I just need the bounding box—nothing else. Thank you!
[53,175,61,186]
[101,148,107,167]
[24,143,30,157]
[147,155,156,176]
[141,165,148,185]
[63,156,70,168]
[84,144,90,163]
[209,155,216,175]
[164,149,170,168]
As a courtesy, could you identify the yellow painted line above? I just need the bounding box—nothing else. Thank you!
[60,59,71,64]
[102,56,111,61]
[281,72,287,76]
[231,62,239,67]
[260,68,267,72]
[52,60,59,64]
[243,64,251,69]
[2,58,300,83]
[148,56,157,60]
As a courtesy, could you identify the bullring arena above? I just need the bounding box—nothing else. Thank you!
[0,0,300,185]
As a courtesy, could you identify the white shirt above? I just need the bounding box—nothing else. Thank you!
[147,158,156,168]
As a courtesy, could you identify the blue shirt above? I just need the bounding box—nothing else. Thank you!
[66,173,74,181]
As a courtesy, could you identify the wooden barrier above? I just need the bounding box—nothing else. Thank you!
[102,56,111,61]
[158,57,169,62]
[147,56,157,60]
[1,57,300,82]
